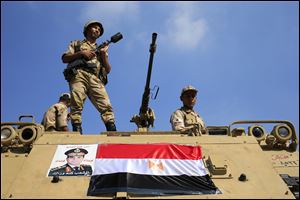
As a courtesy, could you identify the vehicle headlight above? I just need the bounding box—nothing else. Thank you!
[18,126,37,145]
[271,124,292,144]
[248,125,266,142]
[1,125,17,146]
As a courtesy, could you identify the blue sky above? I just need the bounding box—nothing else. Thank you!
[1,1,299,137]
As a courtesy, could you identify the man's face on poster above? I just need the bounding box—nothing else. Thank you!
[66,152,85,166]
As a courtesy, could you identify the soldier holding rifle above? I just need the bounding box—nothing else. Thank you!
[62,20,121,134]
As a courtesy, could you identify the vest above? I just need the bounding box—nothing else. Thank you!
[181,107,205,135]
[73,40,108,85]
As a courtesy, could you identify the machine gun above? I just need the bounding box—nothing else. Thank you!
[130,33,159,132]
[63,32,123,82]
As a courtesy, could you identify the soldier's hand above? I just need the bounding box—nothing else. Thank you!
[201,128,208,135]
[180,125,195,134]
[81,50,96,60]
[99,45,109,57]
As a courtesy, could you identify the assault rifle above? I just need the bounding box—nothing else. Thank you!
[130,33,159,132]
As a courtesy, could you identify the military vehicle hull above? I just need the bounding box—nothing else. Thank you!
[1,126,299,199]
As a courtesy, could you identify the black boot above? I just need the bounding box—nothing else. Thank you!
[72,123,82,134]
[105,122,117,131]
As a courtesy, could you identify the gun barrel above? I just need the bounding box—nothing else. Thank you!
[140,33,157,115]
[151,33,157,46]
[144,32,157,90]
[131,33,158,130]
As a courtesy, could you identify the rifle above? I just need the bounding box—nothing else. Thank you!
[130,33,159,132]
[63,32,123,82]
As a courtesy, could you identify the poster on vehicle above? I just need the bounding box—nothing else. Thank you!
[47,144,98,177]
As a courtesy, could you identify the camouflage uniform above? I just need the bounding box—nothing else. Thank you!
[170,107,206,135]
[42,102,69,131]
[170,85,207,135]
[62,39,115,125]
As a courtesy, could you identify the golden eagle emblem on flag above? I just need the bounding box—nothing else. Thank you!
[148,160,164,172]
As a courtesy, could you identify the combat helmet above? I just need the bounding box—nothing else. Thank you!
[180,85,198,97]
[83,20,104,37]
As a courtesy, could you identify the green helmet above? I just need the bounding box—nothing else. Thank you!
[180,85,198,97]
[83,20,104,37]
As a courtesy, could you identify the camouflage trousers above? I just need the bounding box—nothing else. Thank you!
[69,69,115,124]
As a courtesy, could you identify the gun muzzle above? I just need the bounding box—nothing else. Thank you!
[152,33,157,44]
[111,32,123,43]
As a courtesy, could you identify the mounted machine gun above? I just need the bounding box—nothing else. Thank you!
[130,33,159,132]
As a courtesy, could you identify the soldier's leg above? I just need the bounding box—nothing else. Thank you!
[88,76,116,131]
[69,71,88,133]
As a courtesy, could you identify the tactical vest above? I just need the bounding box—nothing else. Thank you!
[181,108,205,135]
[73,40,108,85]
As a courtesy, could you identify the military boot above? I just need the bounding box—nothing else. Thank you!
[72,123,82,134]
[105,122,117,131]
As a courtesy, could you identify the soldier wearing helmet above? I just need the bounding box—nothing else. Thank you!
[170,85,207,136]
[42,93,71,132]
[61,20,117,134]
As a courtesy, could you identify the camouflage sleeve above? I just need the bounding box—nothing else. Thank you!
[61,40,76,58]
[170,110,185,131]
[199,116,206,128]
[56,104,68,128]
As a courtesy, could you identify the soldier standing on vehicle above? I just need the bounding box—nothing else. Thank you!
[62,20,117,134]
[42,93,71,132]
[170,85,207,136]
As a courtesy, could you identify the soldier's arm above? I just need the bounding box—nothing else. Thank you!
[62,41,96,64]
[170,111,185,132]
[56,106,69,131]
[98,45,111,74]
[198,115,208,134]
[62,52,83,63]
[62,51,96,64]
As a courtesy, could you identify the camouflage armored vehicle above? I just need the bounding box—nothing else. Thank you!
[1,33,299,199]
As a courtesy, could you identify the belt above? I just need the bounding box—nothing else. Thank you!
[78,67,97,75]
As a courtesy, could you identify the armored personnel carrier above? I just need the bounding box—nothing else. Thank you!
[1,33,299,199]
[1,116,299,199]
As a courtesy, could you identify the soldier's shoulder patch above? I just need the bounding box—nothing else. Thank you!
[69,40,82,47]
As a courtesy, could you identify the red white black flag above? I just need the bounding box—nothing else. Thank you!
[87,143,220,196]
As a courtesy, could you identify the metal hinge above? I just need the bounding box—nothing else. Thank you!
[204,155,233,179]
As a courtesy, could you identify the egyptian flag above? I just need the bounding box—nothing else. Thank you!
[87,143,220,196]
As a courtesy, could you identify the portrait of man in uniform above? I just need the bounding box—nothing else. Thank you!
[48,148,93,176]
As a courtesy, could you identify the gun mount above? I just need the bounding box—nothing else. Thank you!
[130,33,159,132]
